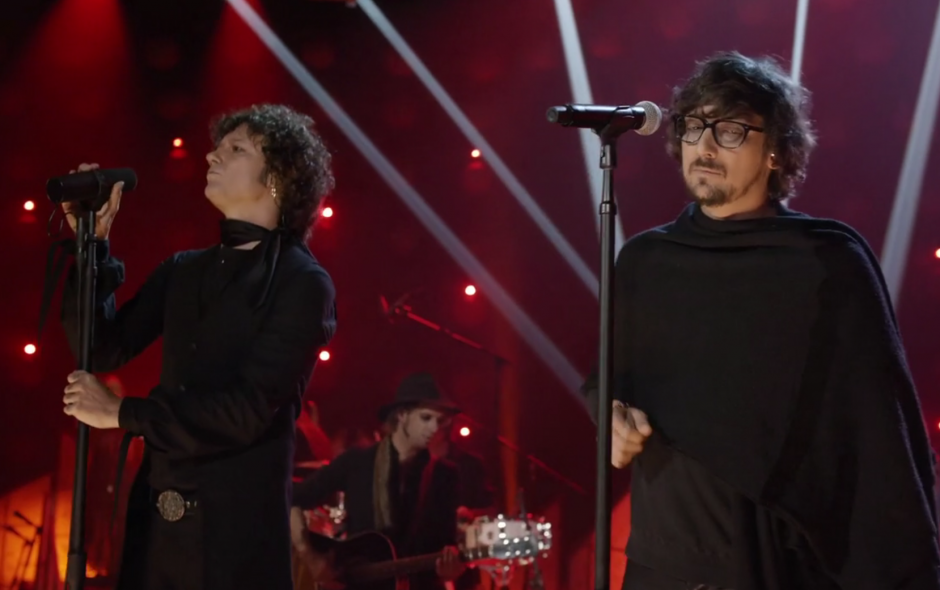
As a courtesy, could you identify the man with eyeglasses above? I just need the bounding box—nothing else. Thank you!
[583,52,940,590]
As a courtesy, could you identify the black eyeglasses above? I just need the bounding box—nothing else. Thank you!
[674,114,764,149]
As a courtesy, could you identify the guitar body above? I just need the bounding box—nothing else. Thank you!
[333,532,401,590]
[306,531,404,590]
[301,515,550,590]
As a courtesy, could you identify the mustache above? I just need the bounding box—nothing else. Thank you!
[690,159,725,174]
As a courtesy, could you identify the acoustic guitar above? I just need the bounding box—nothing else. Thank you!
[303,516,551,590]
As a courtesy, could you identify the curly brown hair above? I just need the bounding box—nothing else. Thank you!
[666,51,817,201]
[211,104,334,240]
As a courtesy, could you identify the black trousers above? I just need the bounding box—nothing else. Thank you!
[622,562,728,590]
[122,511,203,590]
[621,559,840,590]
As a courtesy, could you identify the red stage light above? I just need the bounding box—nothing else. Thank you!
[319,350,331,361]
[464,285,477,296]
[470,149,481,159]
[935,248,940,259]
[322,207,334,218]
[23,201,35,211]
[24,344,37,355]
[459,426,471,437]
[173,138,184,148]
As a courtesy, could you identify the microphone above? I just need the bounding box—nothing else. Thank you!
[46,168,138,205]
[380,293,412,322]
[546,101,663,135]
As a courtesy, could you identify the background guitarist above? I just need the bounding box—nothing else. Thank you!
[290,372,467,590]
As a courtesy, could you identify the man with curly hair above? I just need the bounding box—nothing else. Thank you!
[59,104,337,590]
[584,52,940,589]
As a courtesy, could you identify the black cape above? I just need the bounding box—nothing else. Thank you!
[591,202,940,589]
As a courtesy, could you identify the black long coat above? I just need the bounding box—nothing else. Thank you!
[62,237,336,590]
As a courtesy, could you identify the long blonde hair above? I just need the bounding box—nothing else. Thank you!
[371,435,395,531]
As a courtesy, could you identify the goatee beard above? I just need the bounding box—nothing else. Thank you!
[688,180,730,207]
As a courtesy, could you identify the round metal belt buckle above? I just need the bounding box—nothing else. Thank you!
[156,490,186,522]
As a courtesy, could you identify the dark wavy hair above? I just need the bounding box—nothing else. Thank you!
[666,51,817,201]
[211,104,334,240]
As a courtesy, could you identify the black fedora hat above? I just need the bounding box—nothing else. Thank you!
[377,372,460,422]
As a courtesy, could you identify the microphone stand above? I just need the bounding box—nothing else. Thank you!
[381,293,510,441]
[66,208,99,590]
[547,101,661,590]
[381,295,588,489]
[516,488,545,590]
[7,511,43,590]
[455,411,586,497]
[381,294,504,361]
[380,295,591,495]
[591,119,636,590]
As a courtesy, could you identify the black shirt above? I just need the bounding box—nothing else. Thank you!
[445,446,494,510]
[148,245,255,492]
[199,245,255,315]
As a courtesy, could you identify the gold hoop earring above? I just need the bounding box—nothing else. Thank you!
[270,186,278,205]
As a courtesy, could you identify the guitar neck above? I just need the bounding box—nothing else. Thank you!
[347,546,490,583]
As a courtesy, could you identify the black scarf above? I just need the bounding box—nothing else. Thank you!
[220,218,274,248]
[218,219,285,310]
[611,202,940,589]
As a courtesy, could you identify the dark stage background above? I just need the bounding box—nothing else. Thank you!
[1,0,939,587]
